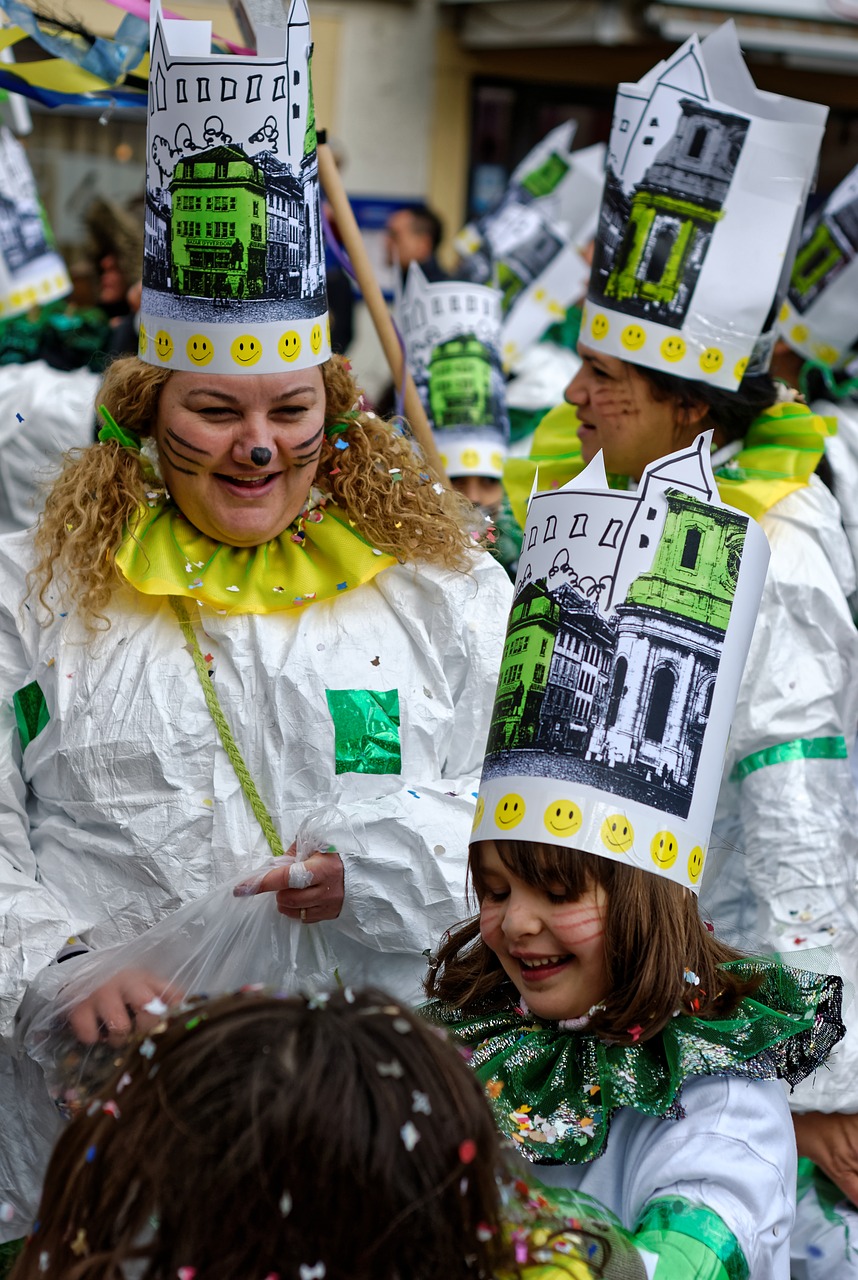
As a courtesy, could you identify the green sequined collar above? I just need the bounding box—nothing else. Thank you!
[425,960,843,1166]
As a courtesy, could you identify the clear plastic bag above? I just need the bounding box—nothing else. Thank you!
[20,807,364,1113]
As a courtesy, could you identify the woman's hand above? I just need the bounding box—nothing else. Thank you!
[240,844,345,923]
[68,970,184,1046]
[793,1111,858,1205]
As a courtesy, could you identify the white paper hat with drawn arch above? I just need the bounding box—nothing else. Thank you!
[581,23,827,392]
[0,127,70,321]
[472,435,770,892]
[779,163,858,370]
[400,261,510,478]
[139,0,329,375]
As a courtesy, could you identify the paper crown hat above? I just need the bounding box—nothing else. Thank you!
[778,164,858,370]
[139,0,329,375]
[456,127,605,371]
[581,23,827,391]
[0,127,70,321]
[472,435,770,891]
[400,262,509,480]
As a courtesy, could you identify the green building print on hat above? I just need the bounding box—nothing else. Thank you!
[581,23,827,390]
[139,0,329,376]
[474,434,769,892]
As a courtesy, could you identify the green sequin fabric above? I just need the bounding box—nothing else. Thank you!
[426,959,843,1166]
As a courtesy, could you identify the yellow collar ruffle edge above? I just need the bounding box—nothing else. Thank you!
[503,400,835,529]
[115,491,396,614]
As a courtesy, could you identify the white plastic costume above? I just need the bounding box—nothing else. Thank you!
[0,362,98,535]
[703,473,858,1113]
[0,538,511,1236]
[528,1076,796,1280]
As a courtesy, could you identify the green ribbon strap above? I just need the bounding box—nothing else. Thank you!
[635,1198,748,1280]
[12,680,49,751]
[733,735,848,782]
[97,404,142,452]
[170,596,286,858]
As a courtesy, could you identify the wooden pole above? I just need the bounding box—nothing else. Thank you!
[317,139,449,483]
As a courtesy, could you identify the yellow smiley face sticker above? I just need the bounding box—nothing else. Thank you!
[186,334,214,366]
[687,846,704,885]
[650,830,678,869]
[279,330,301,363]
[699,347,723,374]
[154,330,174,363]
[472,796,485,833]
[621,324,646,352]
[326,317,331,348]
[460,448,480,468]
[138,322,147,357]
[544,800,583,840]
[600,815,634,854]
[733,357,748,382]
[495,794,525,830]
[816,344,839,365]
[310,324,323,355]
[591,313,609,341]
[790,324,809,346]
[660,336,686,363]
[231,335,262,366]
[779,302,790,324]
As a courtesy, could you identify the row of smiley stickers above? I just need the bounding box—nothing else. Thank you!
[139,322,330,367]
[586,309,749,383]
[475,792,704,884]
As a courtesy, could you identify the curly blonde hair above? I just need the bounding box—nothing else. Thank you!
[30,355,480,629]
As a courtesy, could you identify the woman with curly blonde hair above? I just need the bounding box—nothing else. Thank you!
[0,350,511,1244]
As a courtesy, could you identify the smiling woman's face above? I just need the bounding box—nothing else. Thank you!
[153,368,326,546]
[565,345,706,481]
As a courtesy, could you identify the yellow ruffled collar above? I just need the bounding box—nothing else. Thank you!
[504,399,835,528]
[114,489,396,613]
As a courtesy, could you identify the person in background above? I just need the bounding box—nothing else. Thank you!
[385,203,449,285]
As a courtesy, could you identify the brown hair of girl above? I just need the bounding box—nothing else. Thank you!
[11,989,510,1280]
[425,840,761,1045]
[29,355,479,630]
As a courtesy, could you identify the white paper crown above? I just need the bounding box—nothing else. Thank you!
[779,164,858,369]
[0,127,70,321]
[455,127,604,371]
[472,434,770,892]
[139,0,329,375]
[400,262,510,444]
[581,23,827,391]
[436,430,506,481]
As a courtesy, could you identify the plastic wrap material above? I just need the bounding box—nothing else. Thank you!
[20,807,363,1114]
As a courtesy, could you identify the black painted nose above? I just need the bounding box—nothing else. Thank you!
[250,446,272,467]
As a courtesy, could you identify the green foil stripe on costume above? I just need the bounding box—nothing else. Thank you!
[170,597,287,858]
[12,680,49,750]
[325,689,402,775]
[635,1198,748,1280]
[733,735,848,781]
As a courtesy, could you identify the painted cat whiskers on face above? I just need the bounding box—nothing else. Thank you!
[161,427,211,475]
[291,425,325,469]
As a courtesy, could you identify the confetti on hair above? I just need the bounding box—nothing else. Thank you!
[102,1100,120,1120]
[684,968,700,986]
[38,1251,49,1272]
[411,1091,432,1115]
[85,1145,97,1163]
[376,1060,404,1079]
[143,996,169,1016]
[392,1017,411,1035]
[278,1192,293,1217]
[627,1025,642,1043]
[476,1224,495,1242]
[139,1038,156,1059]
[458,1139,477,1164]
[177,1268,196,1279]
[70,1229,89,1258]
[400,1121,421,1152]
[335,439,349,451]
[432,482,444,494]
[298,1266,326,1280]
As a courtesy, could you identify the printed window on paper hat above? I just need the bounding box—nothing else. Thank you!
[326,689,402,775]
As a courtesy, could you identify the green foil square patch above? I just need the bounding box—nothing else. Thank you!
[13,680,50,751]
[325,689,401,775]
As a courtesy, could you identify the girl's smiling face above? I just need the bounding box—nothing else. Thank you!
[476,841,610,1022]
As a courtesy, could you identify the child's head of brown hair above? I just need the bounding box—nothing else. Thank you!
[425,839,760,1045]
[12,988,510,1280]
